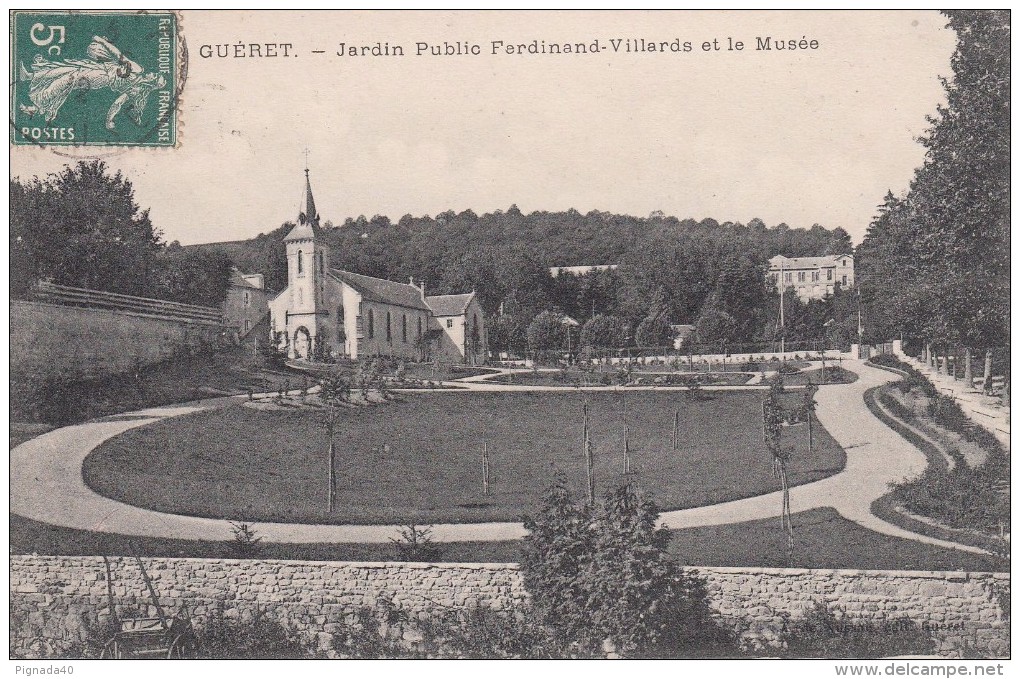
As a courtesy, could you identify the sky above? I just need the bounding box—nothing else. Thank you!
[9,10,958,246]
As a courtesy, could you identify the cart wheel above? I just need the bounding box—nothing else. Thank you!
[167,633,195,659]
[99,638,120,659]
[167,635,184,659]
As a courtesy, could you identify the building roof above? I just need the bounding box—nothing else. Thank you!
[228,268,272,292]
[768,254,851,269]
[330,269,430,311]
[549,264,619,278]
[425,293,476,316]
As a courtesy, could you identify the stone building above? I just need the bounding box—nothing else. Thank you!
[768,254,854,302]
[425,292,487,364]
[222,268,272,340]
[268,170,483,362]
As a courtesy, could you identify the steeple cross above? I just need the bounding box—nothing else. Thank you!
[303,148,311,174]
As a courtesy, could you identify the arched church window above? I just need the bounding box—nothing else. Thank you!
[368,309,374,338]
[297,250,304,274]
[402,314,407,342]
[417,317,422,339]
[386,311,392,342]
[319,251,324,274]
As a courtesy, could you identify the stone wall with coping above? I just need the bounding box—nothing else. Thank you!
[9,556,1008,658]
[10,300,223,383]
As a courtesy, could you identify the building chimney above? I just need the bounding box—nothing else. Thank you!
[409,276,415,287]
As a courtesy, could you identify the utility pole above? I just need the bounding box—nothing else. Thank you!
[779,261,785,354]
[857,287,864,358]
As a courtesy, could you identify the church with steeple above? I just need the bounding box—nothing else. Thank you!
[268,168,487,363]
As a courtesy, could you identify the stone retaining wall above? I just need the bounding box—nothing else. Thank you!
[10,556,1009,658]
[10,300,223,383]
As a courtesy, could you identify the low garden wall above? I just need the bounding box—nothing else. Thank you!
[10,556,1009,658]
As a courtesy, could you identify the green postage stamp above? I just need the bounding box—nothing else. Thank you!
[11,11,180,147]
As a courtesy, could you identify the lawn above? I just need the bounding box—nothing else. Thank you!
[11,508,1005,572]
[83,390,844,525]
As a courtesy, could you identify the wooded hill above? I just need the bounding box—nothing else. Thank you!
[190,209,855,348]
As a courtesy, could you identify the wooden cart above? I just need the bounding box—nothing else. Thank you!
[99,553,196,659]
[99,606,195,659]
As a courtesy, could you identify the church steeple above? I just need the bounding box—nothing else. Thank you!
[285,164,319,243]
[300,168,320,228]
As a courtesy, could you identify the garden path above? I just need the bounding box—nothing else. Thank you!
[9,361,987,553]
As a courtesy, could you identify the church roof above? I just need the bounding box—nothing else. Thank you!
[330,269,430,311]
[425,293,475,316]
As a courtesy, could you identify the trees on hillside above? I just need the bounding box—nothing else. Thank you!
[155,243,234,308]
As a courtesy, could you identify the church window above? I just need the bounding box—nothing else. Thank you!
[842,275,848,285]
[402,314,407,342]
[417,317,422,339]
[297,250,304,275]
[827,269,833,281]
[784,272,792,283]
[447,318,454,328]
[368,309,374,338]
[386,311,392,342]
[243,291,250,307]
[319,251,324,273]
[244,319,250,333]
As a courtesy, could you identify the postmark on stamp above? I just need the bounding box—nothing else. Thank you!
[11,11,181,147]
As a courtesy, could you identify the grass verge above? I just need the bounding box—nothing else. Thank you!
[12,508,1005,572]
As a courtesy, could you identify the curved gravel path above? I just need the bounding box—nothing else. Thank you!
[9,361,986,553]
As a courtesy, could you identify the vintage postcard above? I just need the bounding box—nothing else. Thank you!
[8,9,1010,672]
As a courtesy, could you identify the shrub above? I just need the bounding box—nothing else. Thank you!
[229,521,262,557]
[520,480,737,658]
[635,314,672,349]
[780,602,935,659]
[422,606,559,659]
[580,314,630,350]
[390,523,442,562]
[196,605,317,659]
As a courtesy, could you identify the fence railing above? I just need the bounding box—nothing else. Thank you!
[31,281,223,326]
[497,339,840,363]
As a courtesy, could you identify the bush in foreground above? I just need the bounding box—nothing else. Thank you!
[521,480,738,658]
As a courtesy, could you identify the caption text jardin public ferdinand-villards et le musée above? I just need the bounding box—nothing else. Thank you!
[198,36,820,60]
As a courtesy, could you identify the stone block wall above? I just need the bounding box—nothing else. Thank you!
[10,300,223,383]
[698,567,1009,656]
[9,556,1008,658]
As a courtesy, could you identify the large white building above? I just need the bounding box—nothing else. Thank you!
[268,170,486,362]
[768,254,854,302]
